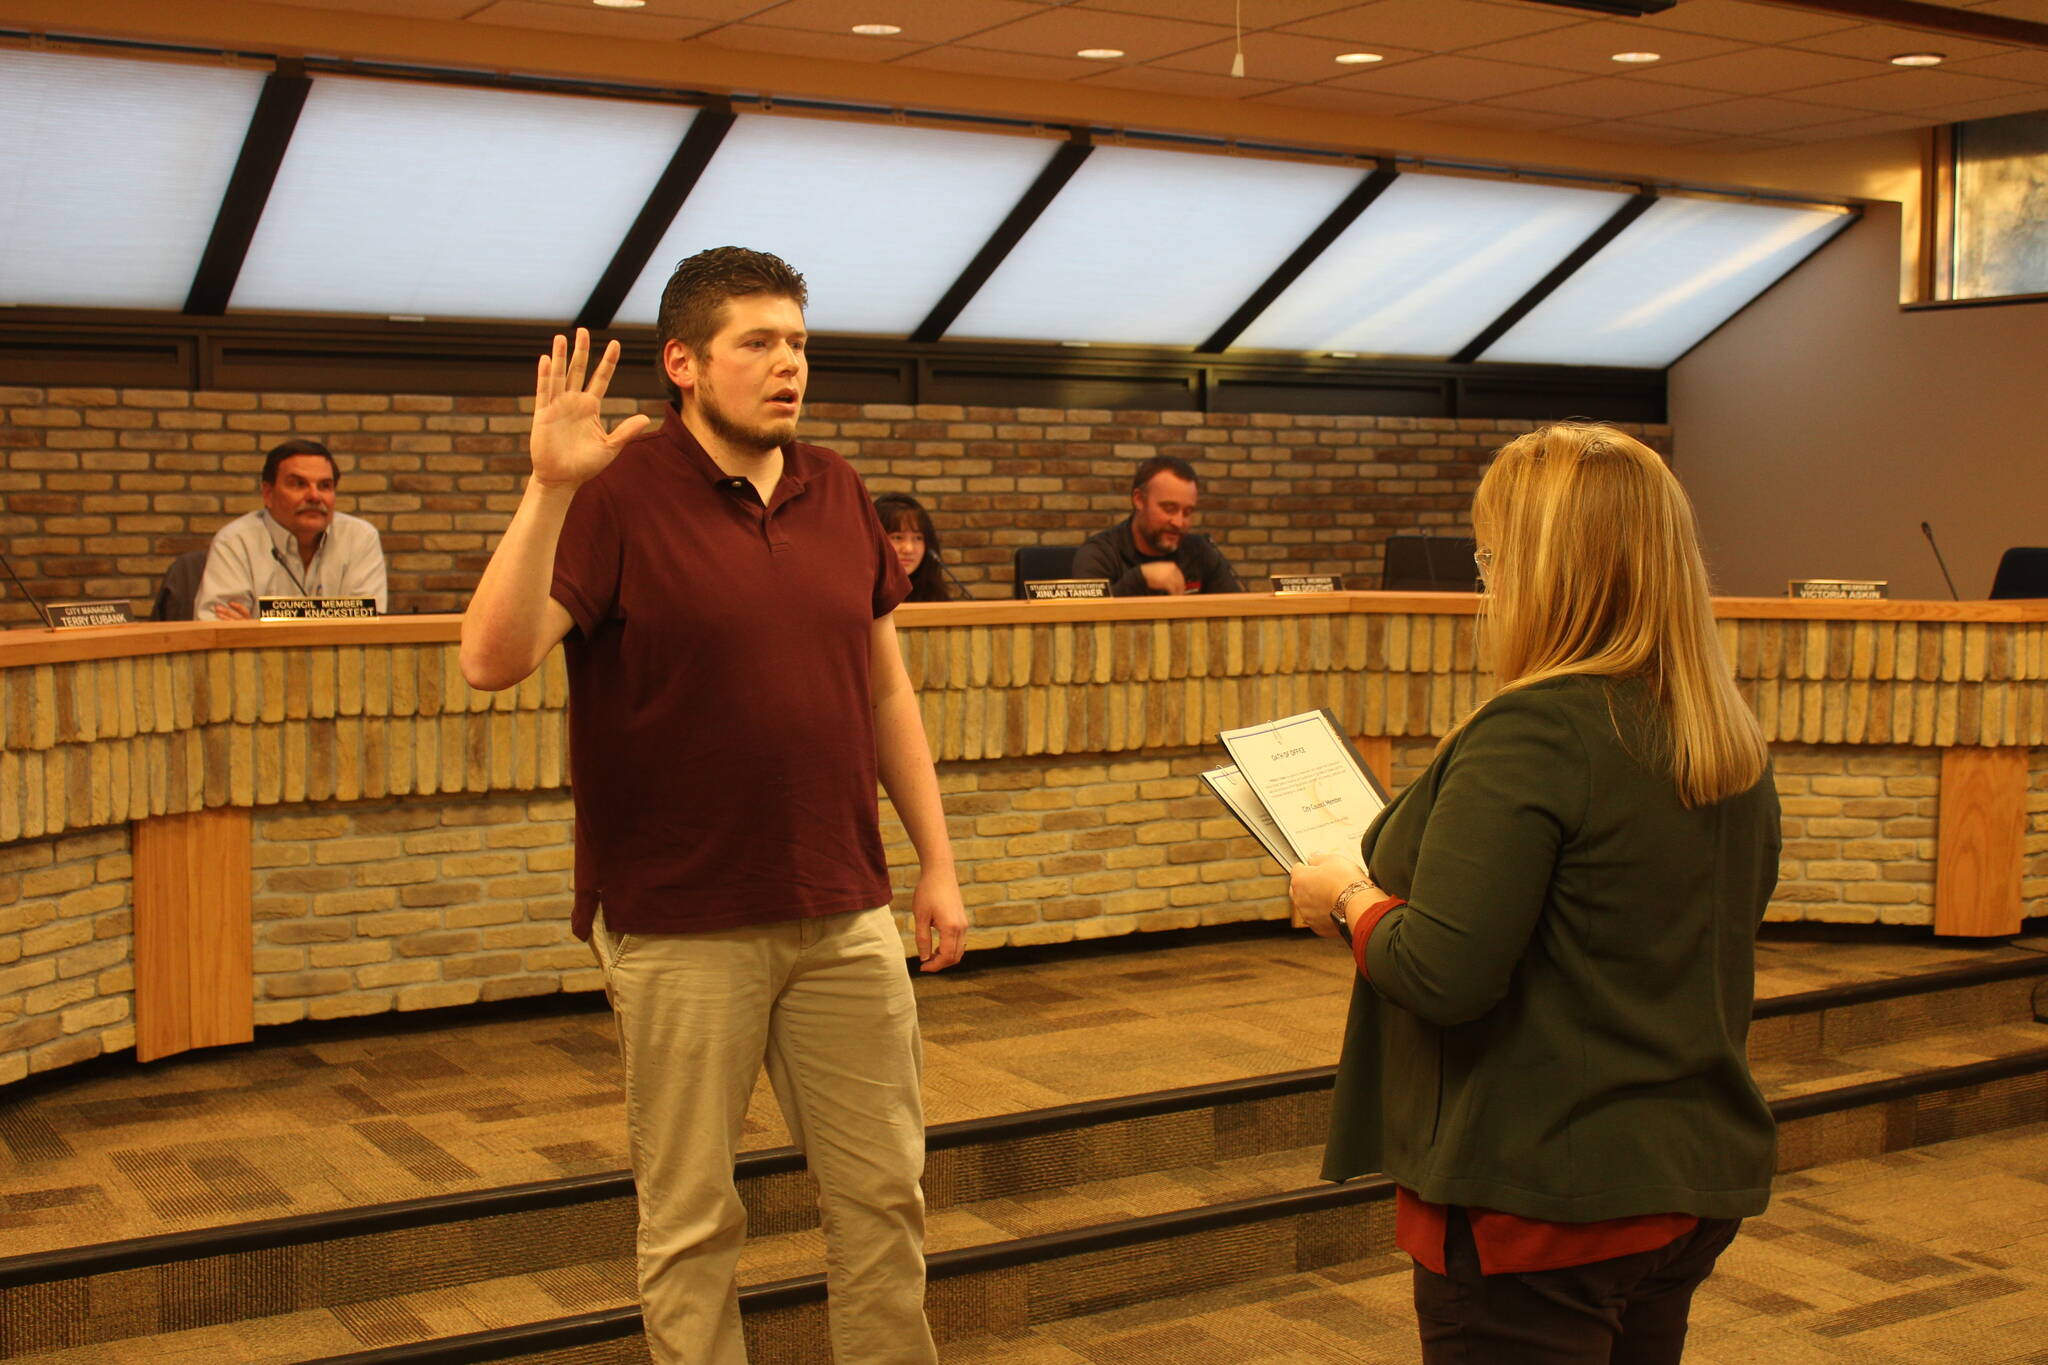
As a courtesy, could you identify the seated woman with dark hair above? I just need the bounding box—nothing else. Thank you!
[874,493,953,603]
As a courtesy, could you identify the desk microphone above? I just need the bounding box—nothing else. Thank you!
[928,549,977,601]
[1919,522,1960,601]
[270,546,312,597]
[0,548,55,627]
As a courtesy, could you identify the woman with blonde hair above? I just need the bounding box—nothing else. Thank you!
[1291,422,1780,1363]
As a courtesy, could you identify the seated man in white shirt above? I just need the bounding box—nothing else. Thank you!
[195,438,388,620]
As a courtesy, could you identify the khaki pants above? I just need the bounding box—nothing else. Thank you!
[592,906,936,1365]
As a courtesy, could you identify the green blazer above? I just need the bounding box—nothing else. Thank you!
[1324,674,1782,1224]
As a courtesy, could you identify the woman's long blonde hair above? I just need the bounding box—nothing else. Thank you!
[1465,423,1766,807]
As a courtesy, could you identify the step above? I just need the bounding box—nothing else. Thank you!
[942,1117,2048,1365]
[3,939,2043,1362]
[3,1146,1388,1365]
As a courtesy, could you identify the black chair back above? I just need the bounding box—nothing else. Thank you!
[1381,534,1480,592]
[1013,545,1080,598]
[152,548,210,621]
[1988,547,2048,600]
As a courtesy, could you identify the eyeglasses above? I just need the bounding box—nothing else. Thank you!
[1473,548,1495,574]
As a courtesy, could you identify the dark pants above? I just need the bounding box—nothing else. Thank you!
[1412,1207,1741,1365]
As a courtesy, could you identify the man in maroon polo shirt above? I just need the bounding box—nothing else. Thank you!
[460,247,965,1364]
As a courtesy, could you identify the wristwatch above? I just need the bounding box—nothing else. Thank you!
[1329,879,1374,945]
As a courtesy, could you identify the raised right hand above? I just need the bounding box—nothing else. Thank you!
[530,328,653,490]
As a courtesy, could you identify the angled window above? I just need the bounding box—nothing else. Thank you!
[229,77,695,321]
[1478,197,1854,369]
[943,145,1365,347]
[1231,174,1631,360]
[612,115,1060,337]
[0,49,265,309]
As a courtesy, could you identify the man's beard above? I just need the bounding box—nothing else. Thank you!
[1135,521,1180,555]
[698,386,796,455]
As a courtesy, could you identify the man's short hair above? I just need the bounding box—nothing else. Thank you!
[261,438,337,486]
[656,246,810,404]
[1133,455,1198,493]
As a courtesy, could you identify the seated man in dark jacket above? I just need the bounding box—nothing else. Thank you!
[1071,455,1243,596]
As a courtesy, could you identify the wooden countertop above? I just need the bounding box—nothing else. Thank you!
[3,593,2042,669]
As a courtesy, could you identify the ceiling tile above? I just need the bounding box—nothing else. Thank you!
[1077,0,1363,23]
[1782,23,2016,63]
[262,0,481,16]
[1562,121,1716,145]
[1643,95,1859,135]
[1684,134,1798,151]
[1078,64,1292,98]
[1280,0,1583,51]
[962,6,1232,60]
[1767,111,1943,142]
[888,44,1105,80]
[1965,0,2048,20]
[467,0,727,39]
[1457,20,1750,77]
[694,22,924,58]
[1941,48,2048,84]
[1322,53,1576,101]
[1154,31,1430,84]
[741,0,1044,43]
[1250,83,1450,117]
[1791,66,2040,111]
[1631,45,1882,95]
[1919,88,2048,120]
[1419,104,1594,132]
[1486,75,1732,119]
[480,0,771,22]
[1624,0,1860,43]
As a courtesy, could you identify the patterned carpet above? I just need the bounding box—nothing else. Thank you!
[958,1119,2048,1364]
[0,926,2041,1261]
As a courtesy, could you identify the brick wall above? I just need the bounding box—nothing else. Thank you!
[249,794,583,1025]
[0,828,133,1084]
[0,736,2028,1079]
[1769,745,1939,925]
[0,384,1670,621]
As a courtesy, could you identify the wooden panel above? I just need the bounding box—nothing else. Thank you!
[1356,735,1394,793]
[1935,746,2027,938]
[132,806,254,1062]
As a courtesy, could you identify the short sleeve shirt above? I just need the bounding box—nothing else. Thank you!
[549,409,909,939]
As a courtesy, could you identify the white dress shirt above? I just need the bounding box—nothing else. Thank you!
[194,508,388,619]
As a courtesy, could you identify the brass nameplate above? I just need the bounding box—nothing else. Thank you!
[46,600,136,628]
[1271,574,1341,595]
[258,596,379,620]
[1788,579,1887,600]
[1024,579,1112,601]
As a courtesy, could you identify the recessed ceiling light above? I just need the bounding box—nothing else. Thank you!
[1611,51,1661,63]
[591,0,647,9]
[1334,52,1384,65]
[1891,52,1944,66]
[850,23,902,36]
[1077,48,1125,60]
